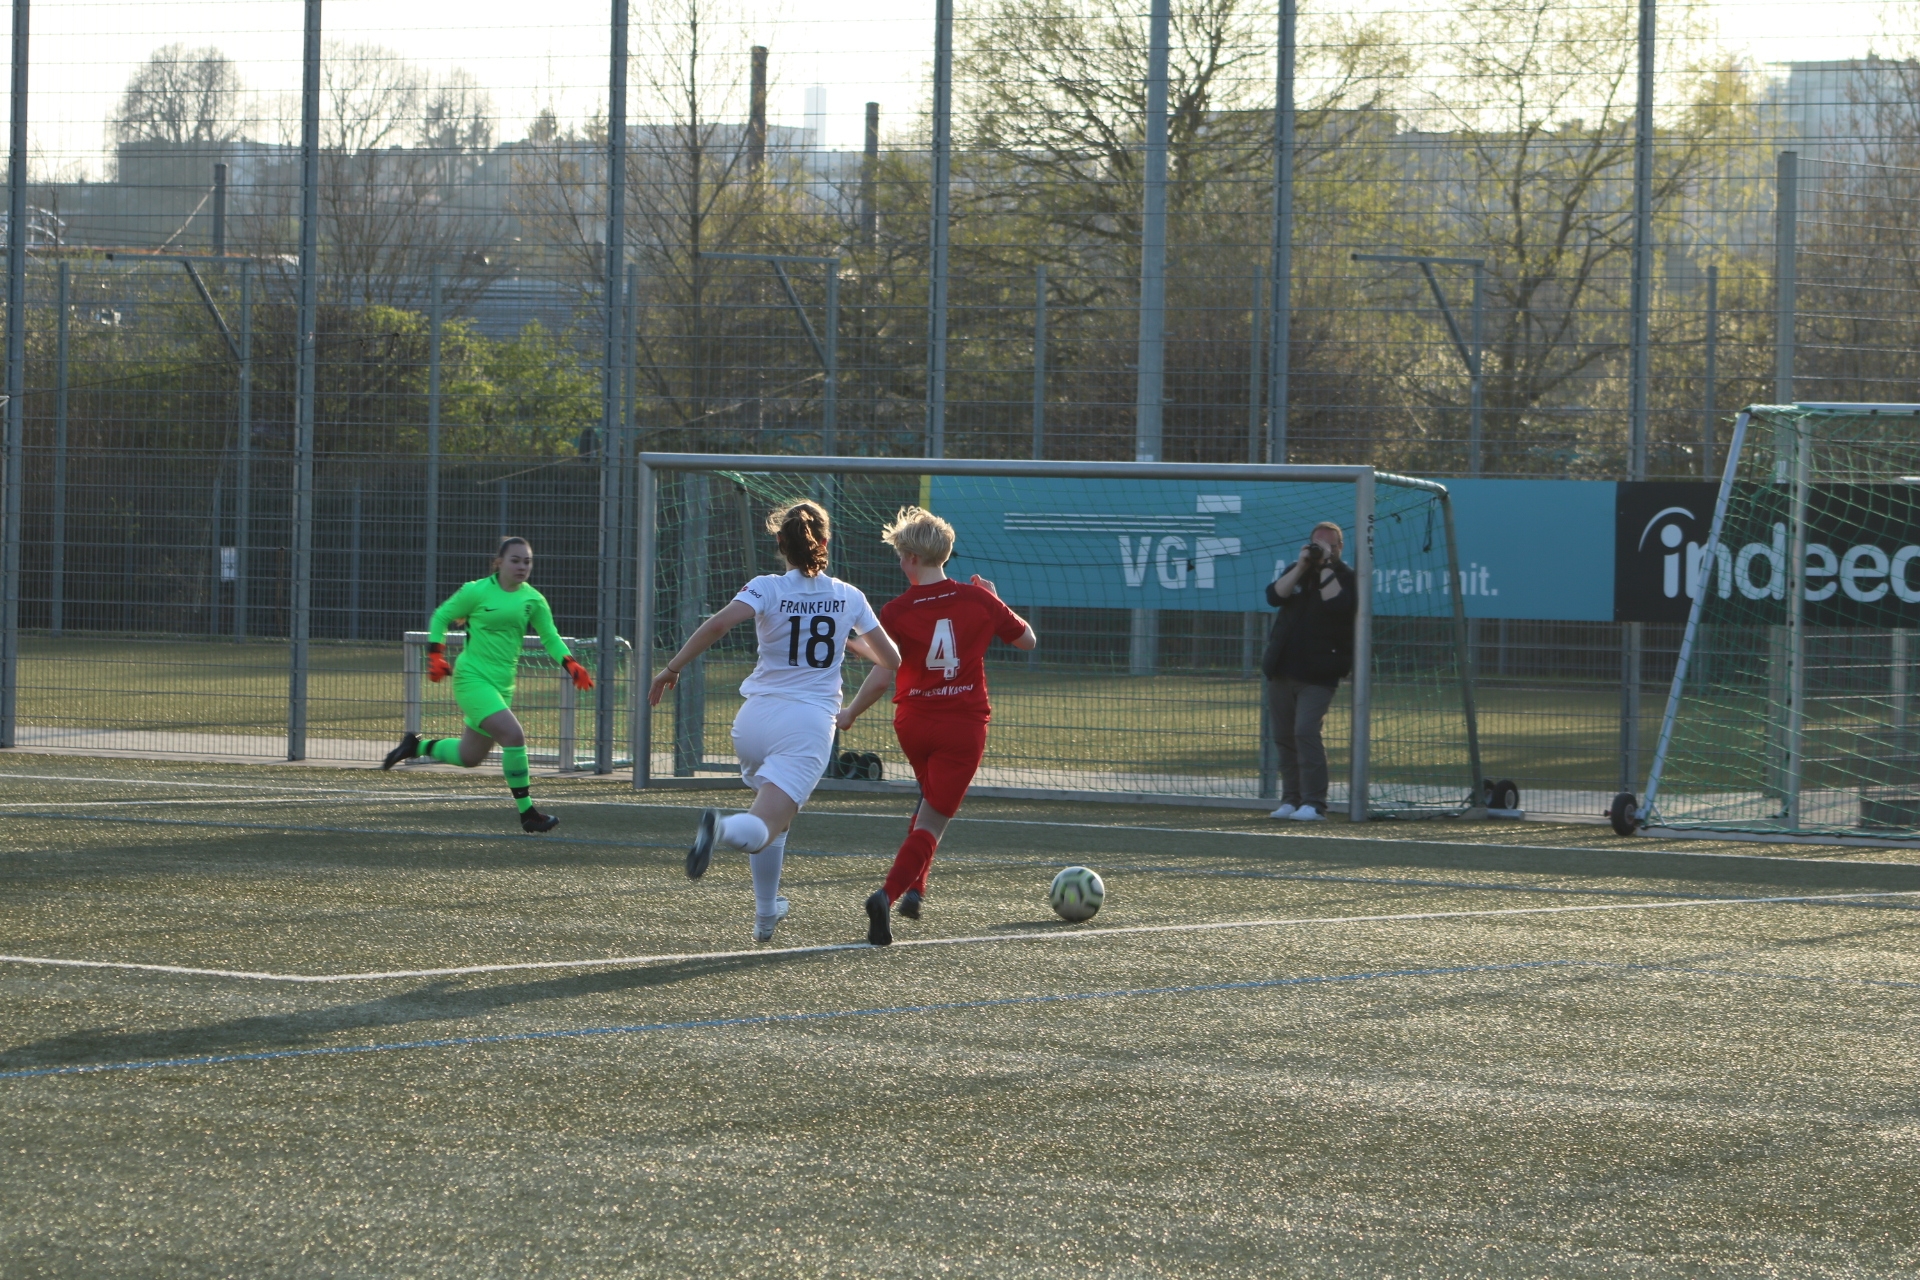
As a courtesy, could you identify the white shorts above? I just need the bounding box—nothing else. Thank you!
[731,695,835,808]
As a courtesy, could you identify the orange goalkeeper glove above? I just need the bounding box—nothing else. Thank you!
[426,643,453,683]
[563,656,594,692]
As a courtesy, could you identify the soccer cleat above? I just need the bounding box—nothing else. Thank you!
[753,896,791,943]
[1290,804,1325,821]
[865,890,893,946]
[1268,803,1298,819]
[896,889,923,921]
[382,732,421,771]
[520,807,560,833]
[686,808,717,880]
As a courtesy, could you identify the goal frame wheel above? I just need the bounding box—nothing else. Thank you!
[1608,792,1640,837]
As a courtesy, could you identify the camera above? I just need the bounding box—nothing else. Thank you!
[1300,541,1326,570]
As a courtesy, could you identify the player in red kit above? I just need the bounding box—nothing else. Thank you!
[837,506,1037,945]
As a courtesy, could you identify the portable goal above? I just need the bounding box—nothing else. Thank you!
[631,455,1483,819]
[1632,403,1920,843]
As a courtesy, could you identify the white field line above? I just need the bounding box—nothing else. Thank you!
[4,889,1917,985]
[4,775,1912,868]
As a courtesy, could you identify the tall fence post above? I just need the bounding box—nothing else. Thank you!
[1032,264,1047,460]
[348,477,362,641]
[1618,0,1655,796]
[1702,262,1718,475]
[426,262,441,619]
[631,459,656,788]
[1626,0,1654,481]
[234,261,250,639]
[1776,150,1798,404]
[50,259,66,636]
[1469,263,1485,476]
[673,472,707,776]
[1266,0,1296,465]
[1128,0,1170,678]
[926,0,952,459]
[596,0,628,773]
[287,0,322,761]
[0,0,31,748]
[1348,469,1376,822]
[823,260,838,457]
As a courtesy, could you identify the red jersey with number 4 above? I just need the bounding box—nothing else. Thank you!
[881,579,1027,719]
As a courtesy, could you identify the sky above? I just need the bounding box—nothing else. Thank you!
[13,0,1908,179]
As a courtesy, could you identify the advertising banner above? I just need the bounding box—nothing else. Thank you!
[929,475,1316,614]
[920,473,1914,625]
[1617,481,1920,627]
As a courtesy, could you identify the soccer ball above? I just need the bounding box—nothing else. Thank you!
[1048,866,1105,922]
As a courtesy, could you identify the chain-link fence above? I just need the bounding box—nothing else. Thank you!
[1,2,1917,815]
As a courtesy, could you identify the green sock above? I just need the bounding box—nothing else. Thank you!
[502,745,533,813]
[424,738,466,767]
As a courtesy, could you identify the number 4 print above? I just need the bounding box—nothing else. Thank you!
[928,618,959,678]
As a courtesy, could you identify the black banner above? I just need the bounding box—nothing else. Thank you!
[1615,481,1920,627]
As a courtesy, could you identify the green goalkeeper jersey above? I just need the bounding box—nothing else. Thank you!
[429,576,572,687]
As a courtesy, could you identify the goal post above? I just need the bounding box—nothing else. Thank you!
[1637,403,1920,842]
[631,454,1483,819]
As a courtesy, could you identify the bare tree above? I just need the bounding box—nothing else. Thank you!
[114,44,245,146]
[422,70,495,155]
[246,44,506,310]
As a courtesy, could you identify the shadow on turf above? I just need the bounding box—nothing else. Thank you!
[0,948,843,1073]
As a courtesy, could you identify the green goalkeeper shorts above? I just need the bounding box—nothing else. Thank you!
[452,670,514,733]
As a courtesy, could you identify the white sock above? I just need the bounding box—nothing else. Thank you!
[718,812,769,853]
[749,833,787,916]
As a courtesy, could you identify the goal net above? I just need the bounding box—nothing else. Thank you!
[1639,403,1920,841]
[633,456,1483,818]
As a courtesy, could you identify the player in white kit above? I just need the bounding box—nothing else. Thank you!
[648,500,900,942]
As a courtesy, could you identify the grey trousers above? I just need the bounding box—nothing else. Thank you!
[1267,676,1336,808]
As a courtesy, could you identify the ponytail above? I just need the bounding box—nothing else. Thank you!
[766,501,830,576]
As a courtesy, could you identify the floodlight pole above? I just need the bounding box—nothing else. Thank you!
[1352,253,1485,476]
[287,0,321,762]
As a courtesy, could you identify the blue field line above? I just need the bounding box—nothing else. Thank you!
[0,960,1571,1081]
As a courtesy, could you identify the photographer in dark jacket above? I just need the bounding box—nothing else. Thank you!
[1261,521,1356,821]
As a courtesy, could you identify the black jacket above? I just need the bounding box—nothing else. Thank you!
[1261,560,1358,686]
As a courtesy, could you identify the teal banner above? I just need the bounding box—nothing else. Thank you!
[927,475,1622,621]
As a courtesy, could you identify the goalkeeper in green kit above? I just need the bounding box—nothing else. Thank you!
[381,536,593,833]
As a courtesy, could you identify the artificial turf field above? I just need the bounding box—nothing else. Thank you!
[4,755,1920,1276]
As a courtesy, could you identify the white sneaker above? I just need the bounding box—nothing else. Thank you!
[753,896,791,943]
[1268,803,1298,819]
[1290,805,1325,821]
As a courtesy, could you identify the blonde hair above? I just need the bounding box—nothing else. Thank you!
[881,505,955,566]
[766,501,831,576]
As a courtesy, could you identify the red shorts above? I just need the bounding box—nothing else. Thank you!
[893,713,988,817]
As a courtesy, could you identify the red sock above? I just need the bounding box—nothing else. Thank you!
[882,827,939,903]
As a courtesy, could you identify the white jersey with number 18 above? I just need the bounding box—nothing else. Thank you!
[732,569,882,711]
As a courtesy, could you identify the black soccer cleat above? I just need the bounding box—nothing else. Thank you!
[520,807,559,834]
[896,889,923,922]
[686,808,717,880]
[865,890,893,946]
[382,732,421,771]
